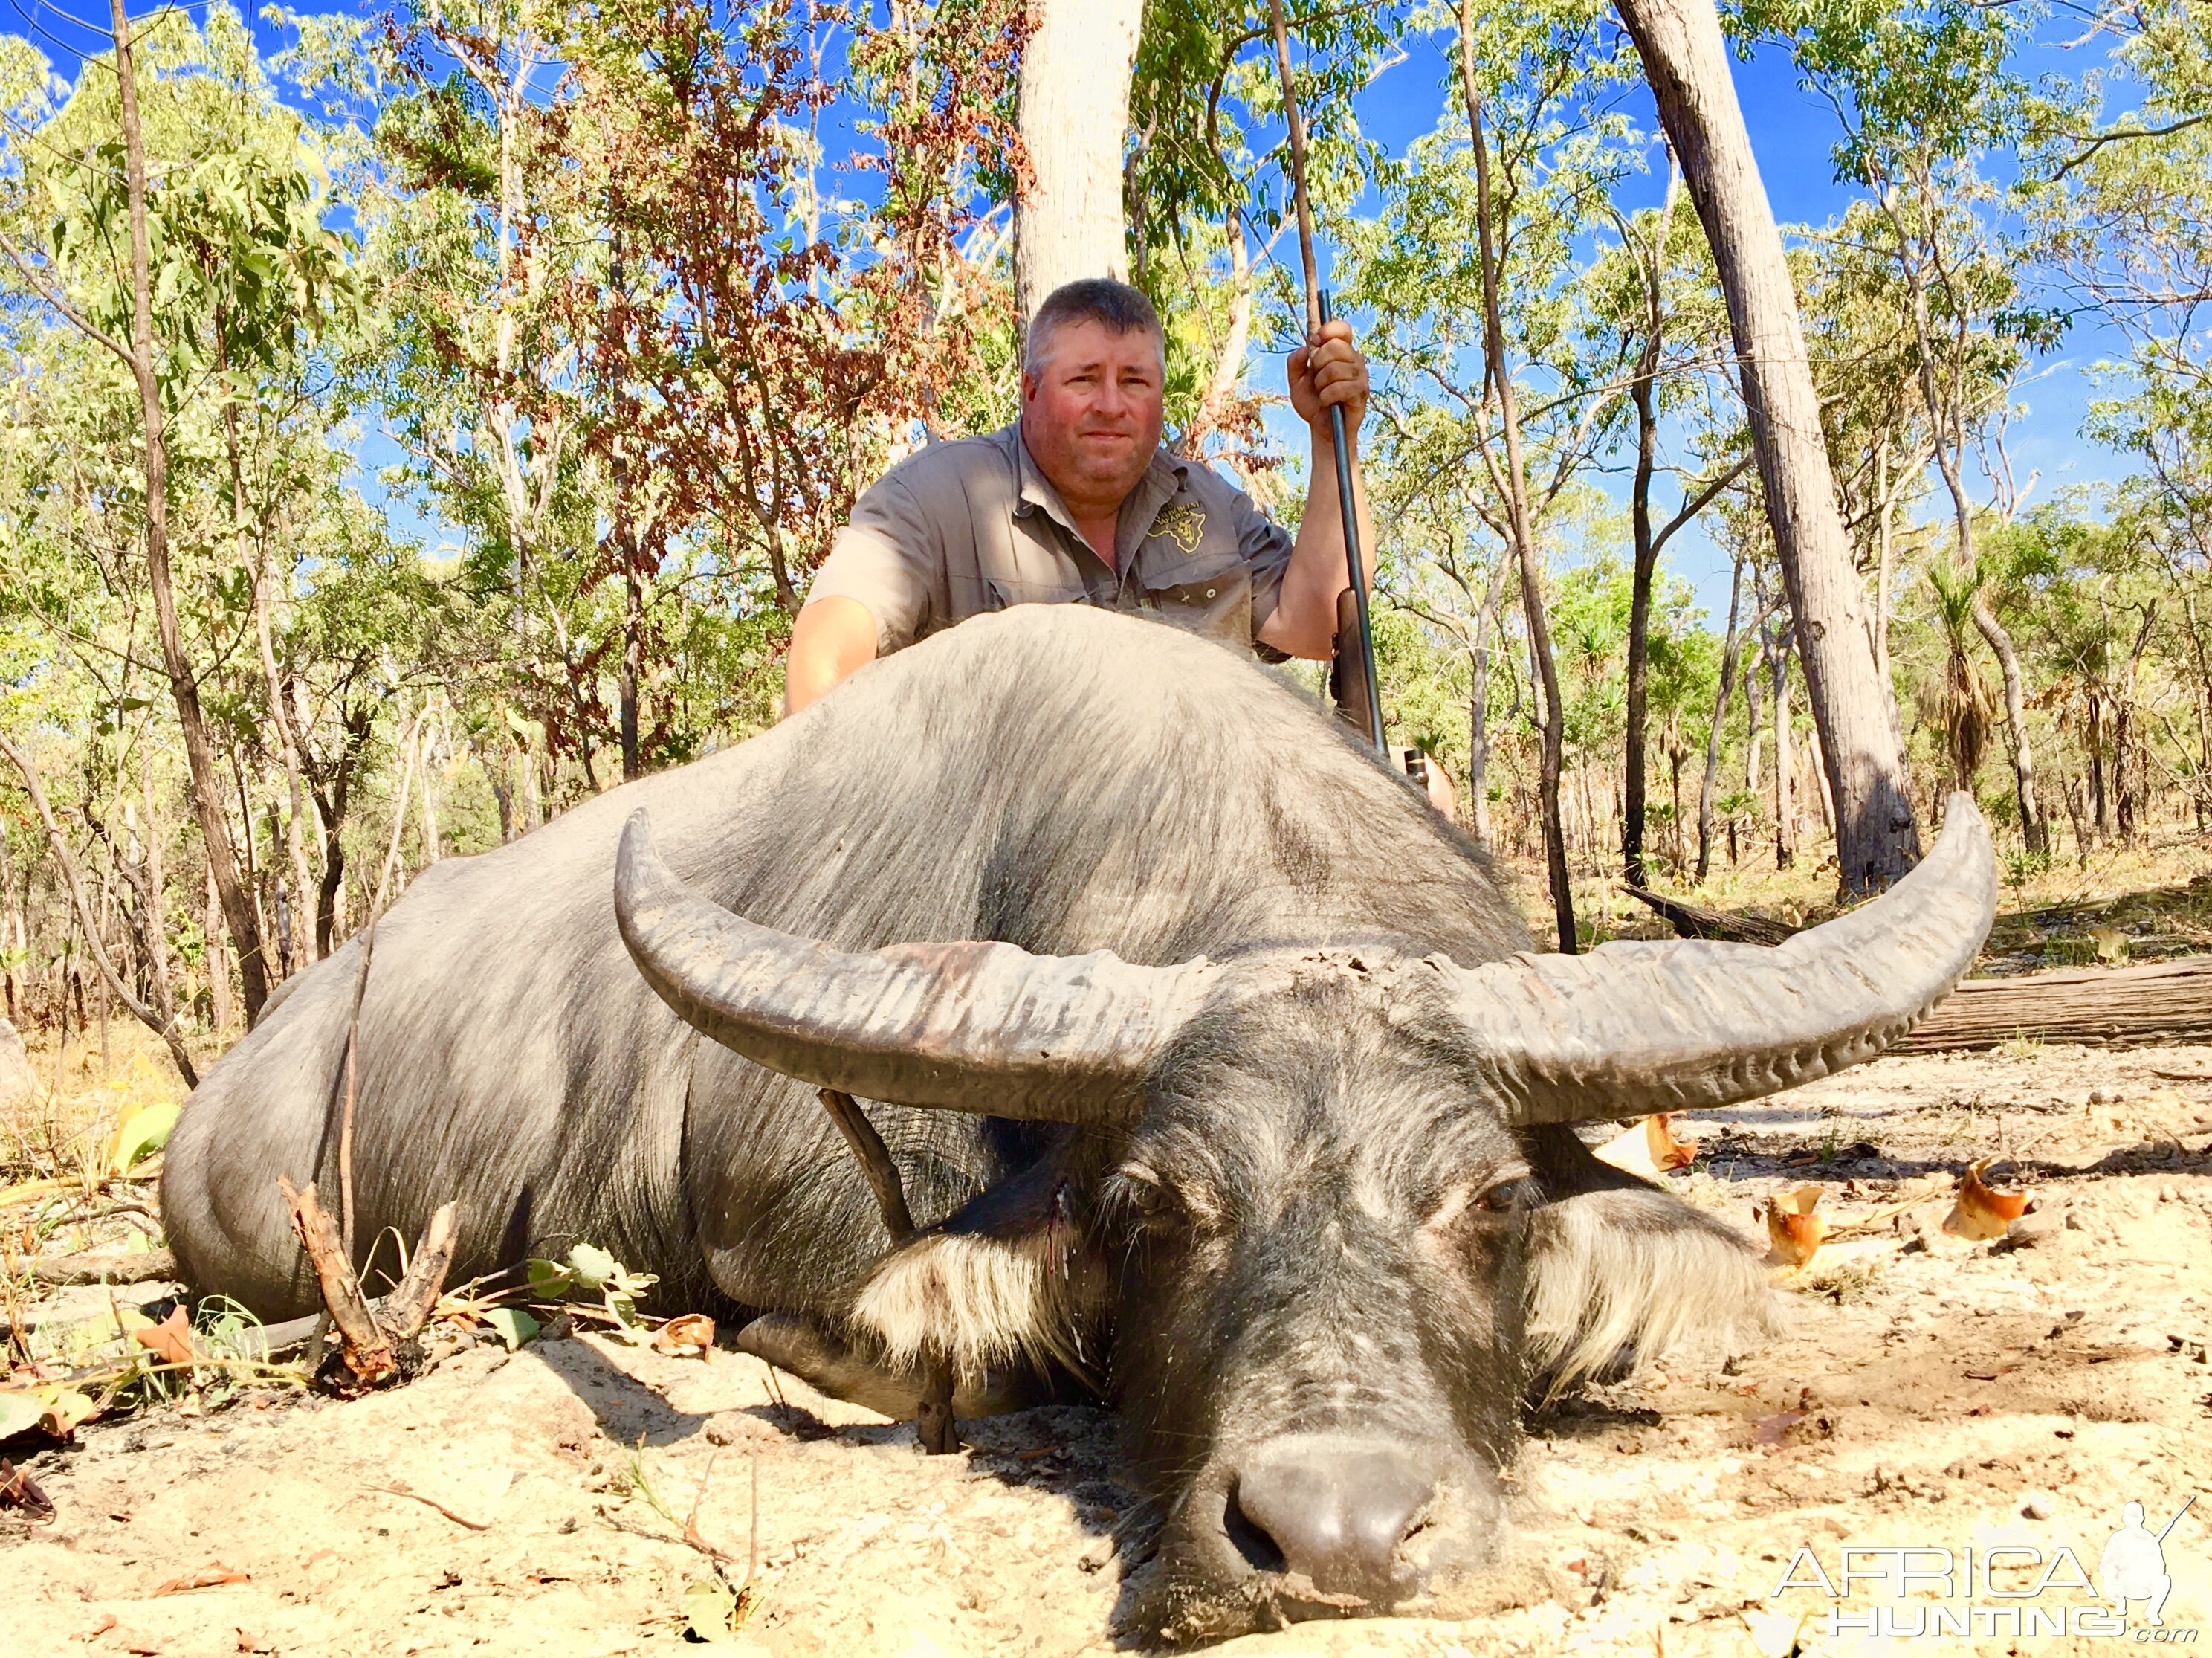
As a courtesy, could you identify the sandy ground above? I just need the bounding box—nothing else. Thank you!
[4,1040,2211,1658]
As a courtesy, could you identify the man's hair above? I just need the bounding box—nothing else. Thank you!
[1025,278,1163,371]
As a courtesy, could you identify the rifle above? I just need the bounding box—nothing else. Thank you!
[1267,0,1383,757]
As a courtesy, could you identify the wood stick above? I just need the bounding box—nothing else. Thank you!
[817,1088,916,1240]
[815,1088,956,1455]
[278,1176,395,1385]
[375,1201,459,1342]
[19,1248,177,1287]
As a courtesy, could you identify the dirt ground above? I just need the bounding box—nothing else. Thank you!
[4,1037,2211,1657]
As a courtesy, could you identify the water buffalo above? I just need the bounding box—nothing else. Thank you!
[165,604,1993,1640]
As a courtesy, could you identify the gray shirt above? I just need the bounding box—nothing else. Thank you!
[807,423,1296,657]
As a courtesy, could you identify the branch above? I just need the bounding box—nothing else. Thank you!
[0,242,137,370]
[1651,452,1755,555]
[2051,111,2212,181]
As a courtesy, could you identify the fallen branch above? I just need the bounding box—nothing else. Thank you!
[278,1177,395,1387]
[817,1088,956,1455]
[375,1203,459,1341]
[19,1249,177,1287]
[1620,885,1798,946]
[1899,957,2212,1053]
[367,1480,492,1531]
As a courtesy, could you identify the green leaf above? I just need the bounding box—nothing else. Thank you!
[0,1391,42,1443]
[109,1102,180,1176]
[483,1307,540,1351]
[525,1258,572,1297]
[567,1242,617,1291]
[682,1578,739,1643]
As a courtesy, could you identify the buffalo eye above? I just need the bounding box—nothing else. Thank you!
[1474,1170,1537,1213]
[1114,1165,1172,1218]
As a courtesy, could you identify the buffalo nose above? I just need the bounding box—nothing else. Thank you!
[1228,1439,1435,1599]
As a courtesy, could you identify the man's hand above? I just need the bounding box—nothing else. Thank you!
[1287,318,1370,438]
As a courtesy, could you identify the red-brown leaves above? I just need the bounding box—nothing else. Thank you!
[0,1457,54,1522]
[133,1306,198,1370]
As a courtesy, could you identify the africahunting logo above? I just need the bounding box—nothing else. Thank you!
[1773,1497,2198,1641]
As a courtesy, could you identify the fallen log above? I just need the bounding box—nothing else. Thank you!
[19,1248,177,1287]
[1900,956,2212,1054]
[1620,885,1799,946]
[1624,887,2212,1053]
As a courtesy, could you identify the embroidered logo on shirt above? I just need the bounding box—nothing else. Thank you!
[1150,500,1207,555]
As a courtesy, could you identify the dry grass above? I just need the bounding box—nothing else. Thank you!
[1507,825,2212,976]
[1,1022,192,1323]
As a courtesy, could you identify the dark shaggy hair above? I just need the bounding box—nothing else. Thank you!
[1026,277,1162,369]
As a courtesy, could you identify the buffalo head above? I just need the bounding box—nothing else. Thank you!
[613,797,1993,1639]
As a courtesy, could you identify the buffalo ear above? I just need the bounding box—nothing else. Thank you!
[848,1141,1111,1384]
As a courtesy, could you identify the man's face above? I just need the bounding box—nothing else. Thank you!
[1020,318,1165,513]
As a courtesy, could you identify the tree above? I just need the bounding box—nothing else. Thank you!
[1759,0,2056,854]
[1613,0,1923,893]
[1014,0,1142,331]
[1583,164,1747,886]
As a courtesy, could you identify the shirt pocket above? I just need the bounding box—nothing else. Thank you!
[1138,549,1252,650]
[959,522,1087,615]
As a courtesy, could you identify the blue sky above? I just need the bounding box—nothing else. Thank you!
[9,3,2144,622]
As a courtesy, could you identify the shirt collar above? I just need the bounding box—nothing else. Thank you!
[1006,421,1189,523]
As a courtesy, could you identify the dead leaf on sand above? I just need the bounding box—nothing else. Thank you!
[1943,1158,2031,1242]
[153,1564,250,1596]
[133,1307,197,1370]
[1595,1114,1698,1177]
[655,1314,717,1358]
[1757,1186,1825,1268]
[1,1456,54,1521]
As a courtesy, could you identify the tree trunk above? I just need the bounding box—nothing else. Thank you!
[1622,158,1682,889]
[1464,548,1517,850]
[1613,0,1921,894]
[0,730,196,1086]
[242,429,318,967]
[2088,692,2110,839]
[1696,555,1744,883]
[110,0,268,1024]
[312,703,372,958]
[1973,594,2046,854]
[205,862,232,1036]
[1462,6,1574,952]
[1013,0,1143,337]
[1770,631,1795,868]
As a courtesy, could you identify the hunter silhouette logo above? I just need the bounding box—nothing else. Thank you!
[2103,1497,2193,1628]
[1775,1492,2201,1640]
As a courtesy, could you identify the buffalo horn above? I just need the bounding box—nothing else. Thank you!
[613,812,1220,1120]
[1451,793,1996,1126]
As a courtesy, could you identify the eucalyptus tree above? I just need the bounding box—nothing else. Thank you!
[1579,171,1746,885]
[1348,0,1643,948]
[1611,0,1921,893]
[1755,0,2057,855]
[2041,0,2212,811]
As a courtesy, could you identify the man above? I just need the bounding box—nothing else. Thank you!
[782,278,1376,713]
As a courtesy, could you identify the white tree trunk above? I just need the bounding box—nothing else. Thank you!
[1015,0,1143,336]
[1614,0,1923,893]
